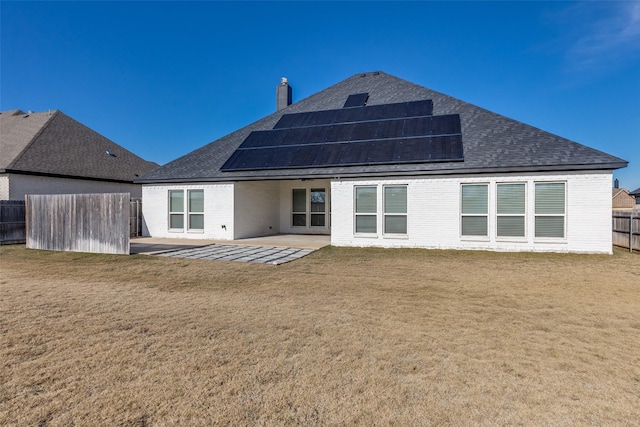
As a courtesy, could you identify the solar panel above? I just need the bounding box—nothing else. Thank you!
[350,121,378,141]
[259,130,286,147]
[310,109,339,126]
[335,107,363,123]
[404,100,434,117]
[306,125,330,144]
[375,119,405,139]
[403,117,432,137]
[431,114,461,135]
[366,140,398,163]
[343,93,369,108]
[326,123,355,142]
[282,127,310,145]
[359,104,387,121]
[274,113,304,129]
[240,131,270,148]
[312,141,345,166]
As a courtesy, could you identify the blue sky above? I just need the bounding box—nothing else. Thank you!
[2,1,639,190]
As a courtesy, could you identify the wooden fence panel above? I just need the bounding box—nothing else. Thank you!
[0,200,26,244]
[612,211,640,252]
[26,193,130,255]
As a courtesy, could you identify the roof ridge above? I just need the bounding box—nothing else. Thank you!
[6,110,59,169]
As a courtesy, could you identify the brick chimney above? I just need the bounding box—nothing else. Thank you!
[276,77,292,111]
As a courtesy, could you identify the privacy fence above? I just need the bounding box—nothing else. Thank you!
[26,193,130,255]
[612,210,640,253]
[0,200,26,245]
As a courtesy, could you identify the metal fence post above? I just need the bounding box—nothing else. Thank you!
[631,213,634,253]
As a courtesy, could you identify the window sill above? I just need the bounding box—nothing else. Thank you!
[496,237,528,243]
[461,236,490,242]
[354,233,378,238]
[383,234,409,239]
[533,238,567,244]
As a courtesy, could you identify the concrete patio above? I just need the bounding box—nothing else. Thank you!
[130,234,330,265]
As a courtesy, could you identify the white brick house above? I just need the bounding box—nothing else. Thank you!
[138,72,626,254]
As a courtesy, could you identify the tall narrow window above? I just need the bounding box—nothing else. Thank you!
[355,186,377,233]
[188,190,204,230]
[535,182,566,238]
[497,183,525,237]
[461,184,488,236]
[292,189,306,226]
[384,186,407,234]
[310,188,326,227]
[169,190,184,229]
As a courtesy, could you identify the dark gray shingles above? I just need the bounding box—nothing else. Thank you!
[1,110,158,181]
[137,71,627,183]
[0,110,54,170]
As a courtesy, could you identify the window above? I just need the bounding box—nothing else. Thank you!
[384,186,407,234]
[310,188,326,227]
[188,190,204,230]
[355,186,377,233]
[292,189,306,226]
[461,184,488,237]
[169,190,184,229]
[535,182,565,238]
[497,183,525,238]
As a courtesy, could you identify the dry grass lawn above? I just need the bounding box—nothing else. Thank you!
[1,244,639,426]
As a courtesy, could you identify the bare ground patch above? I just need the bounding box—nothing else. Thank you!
[1,245,639,425]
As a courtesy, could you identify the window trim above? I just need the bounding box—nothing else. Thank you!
[460,183,489,240]
[382,185,408,236]
[187,189,204,232]
[496,182,527,241]
[354,185,378,236]
[534,181,567,241]
[291,188,307,227]
[310,188,327,228]
[168,189,185,231]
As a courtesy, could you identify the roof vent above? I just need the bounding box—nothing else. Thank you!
[106,150,117,157]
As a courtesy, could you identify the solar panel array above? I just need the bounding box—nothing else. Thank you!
[221,97,463,172]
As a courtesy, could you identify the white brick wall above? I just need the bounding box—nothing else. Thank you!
[0,175,9,200]
[141,172,613,253]
[234,181,280,239]
[331,171,613,254]
[3,173,142,199]
[142,183,235,239]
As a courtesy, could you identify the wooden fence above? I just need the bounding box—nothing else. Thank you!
[0,200,26,244]
[26,193,130,255]
[612,210,640,253]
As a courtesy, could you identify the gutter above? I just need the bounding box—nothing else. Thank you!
[134,161,629,185]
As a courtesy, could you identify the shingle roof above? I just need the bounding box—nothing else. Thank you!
[1,109,158,182]
[630,188,640,197]
[137,71,627,183]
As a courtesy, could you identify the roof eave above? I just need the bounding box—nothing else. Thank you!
[2,169,140,184]
[136,161,628,184]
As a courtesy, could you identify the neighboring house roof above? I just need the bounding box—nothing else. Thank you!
[612,188,636,209]
[612,188,626,198]
[137,71,627,184]
[1,109,158,182]
[630,188,640,197]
